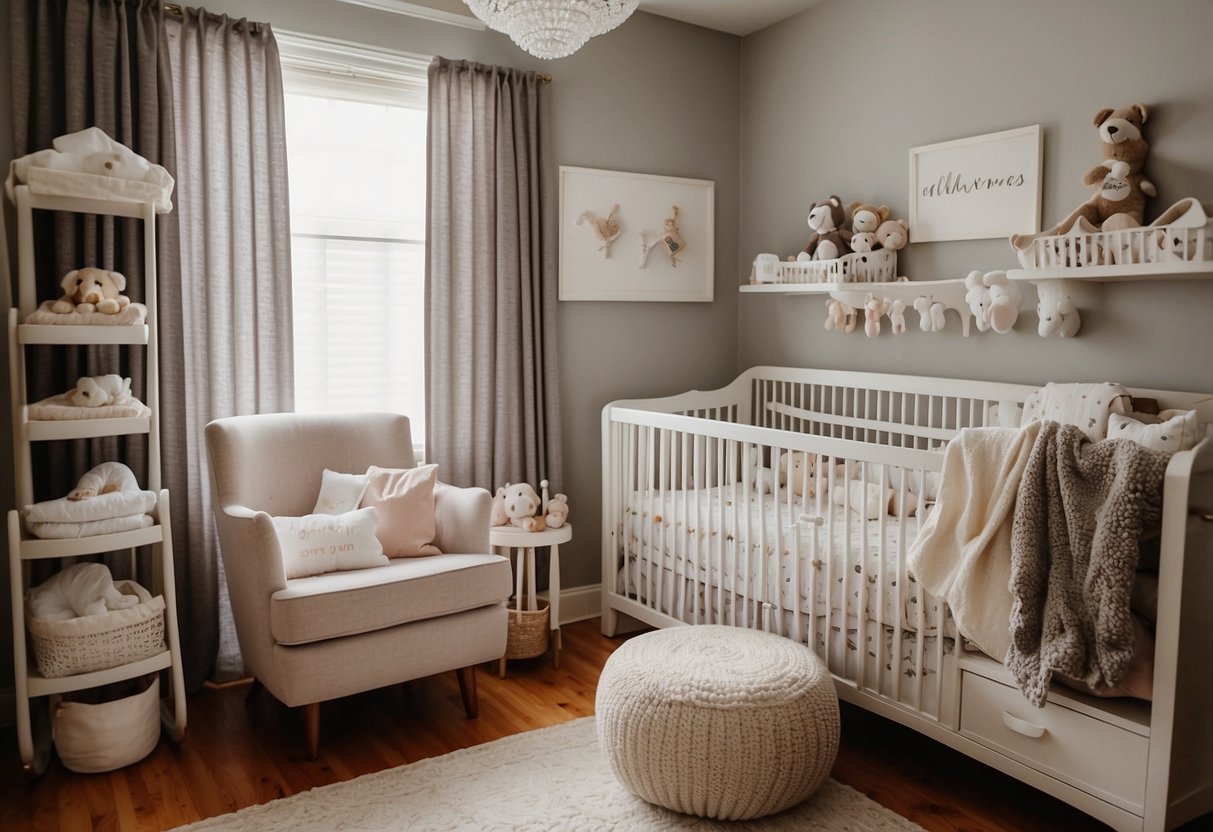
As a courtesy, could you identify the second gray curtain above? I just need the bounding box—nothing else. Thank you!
[425,57,561,492]
[162,8,294,685]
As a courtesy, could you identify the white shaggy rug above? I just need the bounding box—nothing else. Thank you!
[175,717,925,831]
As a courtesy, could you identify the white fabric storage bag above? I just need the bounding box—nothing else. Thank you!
[52,676,160,773]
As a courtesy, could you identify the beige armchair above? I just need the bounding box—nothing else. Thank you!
[204,412,510,758]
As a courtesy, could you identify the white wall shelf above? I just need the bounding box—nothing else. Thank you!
[15,521,165,561]
[23,415,151,442]
[1008,264,1213,283]
[26,648,172,698]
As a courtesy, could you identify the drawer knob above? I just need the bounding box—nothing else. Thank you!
[1002,710,1047,739]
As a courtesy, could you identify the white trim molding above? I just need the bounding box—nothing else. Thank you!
[333,0,487,30]
[539,583,601,626]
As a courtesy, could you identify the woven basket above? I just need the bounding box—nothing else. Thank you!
[27,580,165,679]
[505,600,550,660]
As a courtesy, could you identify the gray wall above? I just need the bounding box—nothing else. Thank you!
[739,0,1213,393]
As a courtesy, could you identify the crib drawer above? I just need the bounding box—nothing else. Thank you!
[959,672,1147,812]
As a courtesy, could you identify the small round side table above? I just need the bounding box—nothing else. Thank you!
[489,523,572,677]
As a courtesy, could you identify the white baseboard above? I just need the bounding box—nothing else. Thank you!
[538,583,601,626]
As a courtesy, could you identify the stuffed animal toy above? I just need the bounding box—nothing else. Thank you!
[52,267,131,314]
[863,294,890,338]
[639,205,687,268]
[848,203,890,235]
[912,296,946,333]
[889,299,907,335]
[502,482,546,532]
[963,271,993,333]
[1013,104,1156,249]
[874,219,909,251]
[576,204,622,257]
[849,232,878,253]
[803,195,853,261]
[544,493,570,528]
[778,451,818,497]
[69,374,132,408]
[824,299,859,333]
[490,486,510,526]
[748,455,777,494]
[67,461,140,500]
[1036,281,1081,337]
[983,271,1021,334]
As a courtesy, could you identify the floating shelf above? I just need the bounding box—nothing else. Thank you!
[23,189,164,220]
[1008,263,1213,283]
[19,323,149,345]
[740,281,896,295]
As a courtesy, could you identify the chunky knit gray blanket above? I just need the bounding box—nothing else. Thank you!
[1007,422,1170,707]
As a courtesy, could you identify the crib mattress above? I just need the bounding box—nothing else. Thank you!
[616,486,942,632]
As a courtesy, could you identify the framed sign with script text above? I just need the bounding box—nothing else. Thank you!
[908,125,1042,243]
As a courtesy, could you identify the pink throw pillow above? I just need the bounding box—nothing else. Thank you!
[361,464,442,557]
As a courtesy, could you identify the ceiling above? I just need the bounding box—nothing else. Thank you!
[385,0,820,37]
[638,0,820,36]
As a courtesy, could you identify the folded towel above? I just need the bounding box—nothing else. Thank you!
[5,127,174,212]
[907,423,1043,662]
[25,300,147,326]
[28,392,151,421]
[25,490,157,524]
[26,513,154,540]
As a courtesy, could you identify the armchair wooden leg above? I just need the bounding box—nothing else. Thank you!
[302,702,320,760]
[455,665,479,719]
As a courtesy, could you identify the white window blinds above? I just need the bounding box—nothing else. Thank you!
[280,34,429,446]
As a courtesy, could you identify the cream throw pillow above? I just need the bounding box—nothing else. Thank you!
[1108,409,1202,454]
[273,507,387,579]
[361,464,442,557]
[312,469,368,515]
[1020,382,1131,441]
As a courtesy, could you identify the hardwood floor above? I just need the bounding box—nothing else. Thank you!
[1,618,1209,831]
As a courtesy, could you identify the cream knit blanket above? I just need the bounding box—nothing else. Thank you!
[1007,422,1170,707]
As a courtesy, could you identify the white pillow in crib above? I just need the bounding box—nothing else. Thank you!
[1019,382,1131,441]
[1108,410,1202,454]
[273,507,387,579]
[312,469,368,515]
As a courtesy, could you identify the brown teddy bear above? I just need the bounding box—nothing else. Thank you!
[801,195,852,260]
[1014,104,1156,248]
[848,202,891,234]
[52,267,131,315]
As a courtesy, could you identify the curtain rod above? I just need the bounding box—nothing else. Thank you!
[166,4,551,83]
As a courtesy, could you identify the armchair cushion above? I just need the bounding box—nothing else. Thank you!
[272,507,388,579]
[361,464,442,557]
[269,553,511,646]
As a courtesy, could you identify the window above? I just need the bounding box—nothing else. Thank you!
[279,34,429,446]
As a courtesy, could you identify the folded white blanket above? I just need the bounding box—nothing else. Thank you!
[28,392,151,421]
[25,299,148,326]
[25,490,157,524]
[907,423,1042,661]
[26,513,153,539]
[5,127,174,212]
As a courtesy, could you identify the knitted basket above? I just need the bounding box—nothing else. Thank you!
[27,580,165,679]
[505,600,550,660]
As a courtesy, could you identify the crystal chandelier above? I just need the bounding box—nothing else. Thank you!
[463,0,640,60]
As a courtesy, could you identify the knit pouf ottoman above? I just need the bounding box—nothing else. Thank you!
[595,625,840,821]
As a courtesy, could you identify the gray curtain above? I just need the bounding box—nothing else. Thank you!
[163,7,294,685]
[425,57,561,494]
[10,0,177,497]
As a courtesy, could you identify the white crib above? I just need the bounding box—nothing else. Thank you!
[600,367,1213,832]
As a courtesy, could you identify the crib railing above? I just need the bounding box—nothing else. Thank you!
[603,407,951,719]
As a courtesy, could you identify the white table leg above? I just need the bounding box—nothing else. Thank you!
[514,547,524,616]
[550,540,562,669]
[526,547,538,612]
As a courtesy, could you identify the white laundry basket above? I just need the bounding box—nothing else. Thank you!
[26,579,165,678]
[52,675,161,773]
